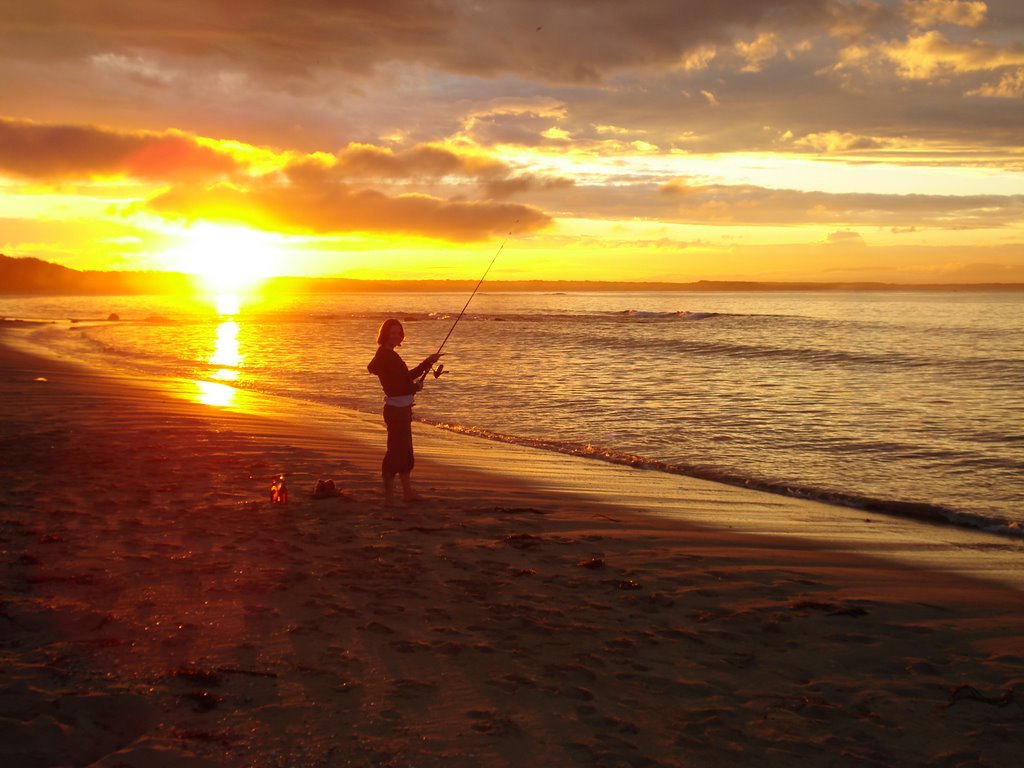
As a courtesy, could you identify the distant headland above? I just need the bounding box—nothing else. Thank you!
[2,254,1022,295]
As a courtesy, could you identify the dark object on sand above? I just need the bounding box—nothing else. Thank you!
[312,478,343,499]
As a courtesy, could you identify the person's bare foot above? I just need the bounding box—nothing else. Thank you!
[398,473,428,503]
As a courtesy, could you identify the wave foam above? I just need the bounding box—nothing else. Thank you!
[429,420,1024,539]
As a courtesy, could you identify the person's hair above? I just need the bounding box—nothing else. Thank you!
[376,318,404,346]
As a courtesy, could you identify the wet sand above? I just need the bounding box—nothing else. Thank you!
[2,332,1023,767]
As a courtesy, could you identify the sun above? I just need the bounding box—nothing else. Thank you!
[163,222,285,293]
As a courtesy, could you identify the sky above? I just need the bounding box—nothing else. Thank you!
[1,0,1023,285]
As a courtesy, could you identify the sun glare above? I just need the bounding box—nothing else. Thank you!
[215,293,241,315]
[163,222,285,293]
[195,380,237,408]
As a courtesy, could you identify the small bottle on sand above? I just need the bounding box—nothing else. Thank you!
[269,474,288,504]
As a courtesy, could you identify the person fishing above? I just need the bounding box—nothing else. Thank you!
[367,221,514,506]
[367,318,442,506]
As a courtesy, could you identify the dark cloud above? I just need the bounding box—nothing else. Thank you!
[2,1,1021,158]
[329,143,508,180]
[0,1,829,81]
[289,143,567,199]
[0,118,241,180]
[483,175,573,199]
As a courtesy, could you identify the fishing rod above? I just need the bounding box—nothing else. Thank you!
[420,220,517,383]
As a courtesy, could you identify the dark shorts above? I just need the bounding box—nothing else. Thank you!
[382,404,414,476]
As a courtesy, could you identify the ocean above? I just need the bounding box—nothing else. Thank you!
[4,290,1023,536]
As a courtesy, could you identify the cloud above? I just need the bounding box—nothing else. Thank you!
[2,1,1021,162]
[968,67,1024,97]
[679,45,718,71]
[90,53,177,87]
[305,141,570,199]
[791,130,891,153]
[143,150,552,242]
[145,181,548,242]
[457,100,571,148]
[0,116,553,243]
[330,143,508,181]
[903,0,989,29]
[825,0,900,39]
[825,229,866,245]
[0,1,835,83]
[0,116,554,240]
[0,118,243,180]
[736,33,782,72]
[881,30,1024,78]
[733,32,813,72]
[651,179,1024,228]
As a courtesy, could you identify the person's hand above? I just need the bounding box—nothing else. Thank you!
[427,353,443,365]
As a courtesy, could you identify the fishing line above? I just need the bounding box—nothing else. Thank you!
[421,220,517,381]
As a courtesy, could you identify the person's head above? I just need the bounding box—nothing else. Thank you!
[376,318,405,348]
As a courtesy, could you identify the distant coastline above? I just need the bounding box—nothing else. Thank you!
[2,253,1022,295]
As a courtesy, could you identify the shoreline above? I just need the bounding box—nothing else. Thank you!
[4,291,1021,540]
[3,331,1023,766]
[6,322,1023,579]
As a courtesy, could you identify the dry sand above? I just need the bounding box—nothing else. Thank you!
[2,331,1023,767]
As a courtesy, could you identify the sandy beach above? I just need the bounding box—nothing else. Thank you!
[2,330,1023,767]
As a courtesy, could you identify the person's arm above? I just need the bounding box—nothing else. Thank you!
[408,353,441,380]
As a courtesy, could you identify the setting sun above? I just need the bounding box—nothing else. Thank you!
[161,222,285,293]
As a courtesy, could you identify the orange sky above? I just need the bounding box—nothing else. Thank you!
[1,0,1022,284]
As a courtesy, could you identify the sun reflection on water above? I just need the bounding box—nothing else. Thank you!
[210,319,241,369]
[194,379,238,408]
[195,293,244,407]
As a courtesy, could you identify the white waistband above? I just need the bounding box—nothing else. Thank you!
[385,394,415,407]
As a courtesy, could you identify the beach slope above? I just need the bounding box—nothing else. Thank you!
[2,336,1022,767]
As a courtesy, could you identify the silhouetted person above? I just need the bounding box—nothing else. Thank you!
[367,318,441,506]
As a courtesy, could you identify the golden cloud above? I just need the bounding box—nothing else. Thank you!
[968,67,1024,97]
[903,0,988,29]
[882,31,1024,78]
[792,131,891,152]
[736,33,782,73]
[144,175,550,242]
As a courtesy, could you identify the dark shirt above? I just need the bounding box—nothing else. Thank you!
[367,347,430,397]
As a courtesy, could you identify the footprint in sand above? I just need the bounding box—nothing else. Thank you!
[391,678,437,699]
[389,640,431,653]
[465,708,522,736]
[357,621,394,635]
[486,672,536,693]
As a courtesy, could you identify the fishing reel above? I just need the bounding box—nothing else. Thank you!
[432,363,446,378]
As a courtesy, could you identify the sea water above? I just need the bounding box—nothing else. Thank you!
[4,290,1023,535]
